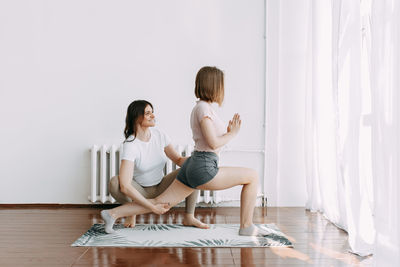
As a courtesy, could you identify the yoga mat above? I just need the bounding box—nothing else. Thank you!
[72,223,293,248]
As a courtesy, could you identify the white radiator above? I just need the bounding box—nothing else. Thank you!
[89,144,219,204]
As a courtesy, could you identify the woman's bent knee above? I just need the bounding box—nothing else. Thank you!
[109,176,120,191]
[247,169,258,184]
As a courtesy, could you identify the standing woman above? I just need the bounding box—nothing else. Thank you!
[102,67,270,237]
[109,100,208,229]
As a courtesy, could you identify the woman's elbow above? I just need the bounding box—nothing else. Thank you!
[119,184,129,194]
[208,142,219,150]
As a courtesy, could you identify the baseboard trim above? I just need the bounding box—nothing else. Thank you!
[0,203,120,209]
[0,202,263,208]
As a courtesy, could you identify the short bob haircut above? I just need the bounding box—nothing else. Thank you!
[195,66,224,106]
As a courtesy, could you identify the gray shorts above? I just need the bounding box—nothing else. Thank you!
[177,151,219,189]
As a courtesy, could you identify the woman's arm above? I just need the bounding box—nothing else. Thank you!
[200,113,241,150]
[119,160,166,213]
[164,144,188,167]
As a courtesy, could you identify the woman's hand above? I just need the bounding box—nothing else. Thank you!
[164,144,188,167]
[227,113,241,135]
[151,202,170,215]
[200,113,241,150]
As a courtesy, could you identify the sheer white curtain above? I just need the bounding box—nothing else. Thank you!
[305,0,375,256]
[271,0,399,260]
[370,1,400,266]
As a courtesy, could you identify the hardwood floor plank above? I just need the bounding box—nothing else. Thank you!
[0,206,371,266]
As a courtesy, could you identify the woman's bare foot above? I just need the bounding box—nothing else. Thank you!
[124,215,136,228]
[183,214,209,229]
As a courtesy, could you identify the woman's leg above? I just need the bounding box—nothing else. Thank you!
[109,176,133,203]
[153,179,195,207]
[109,175,150,228]
[182,190,209,228]
[196,166,270,236]
[156,170,208,228]
[102,179,195,233]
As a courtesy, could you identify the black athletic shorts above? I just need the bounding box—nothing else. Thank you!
[176,151,219,189]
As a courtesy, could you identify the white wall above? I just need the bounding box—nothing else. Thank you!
[266,0,308,206]
[0,0,309,207]
[0,0,267,204]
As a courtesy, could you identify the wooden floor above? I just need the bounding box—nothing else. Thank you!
[0,206,372,266]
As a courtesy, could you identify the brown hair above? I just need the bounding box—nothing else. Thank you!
[195,66,224,106]
[124,100,153,142]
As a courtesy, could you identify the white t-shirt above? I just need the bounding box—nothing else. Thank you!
[121,128,171,186]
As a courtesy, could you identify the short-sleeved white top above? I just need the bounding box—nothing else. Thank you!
[121,127,171,186]
[190,100,225,153]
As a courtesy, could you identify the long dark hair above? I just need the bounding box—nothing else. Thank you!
[124,100,153,142]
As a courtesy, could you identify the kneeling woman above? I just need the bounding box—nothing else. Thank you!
[109,100,207,229]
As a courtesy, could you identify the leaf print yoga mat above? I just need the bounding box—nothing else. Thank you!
[72,224,293,247]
